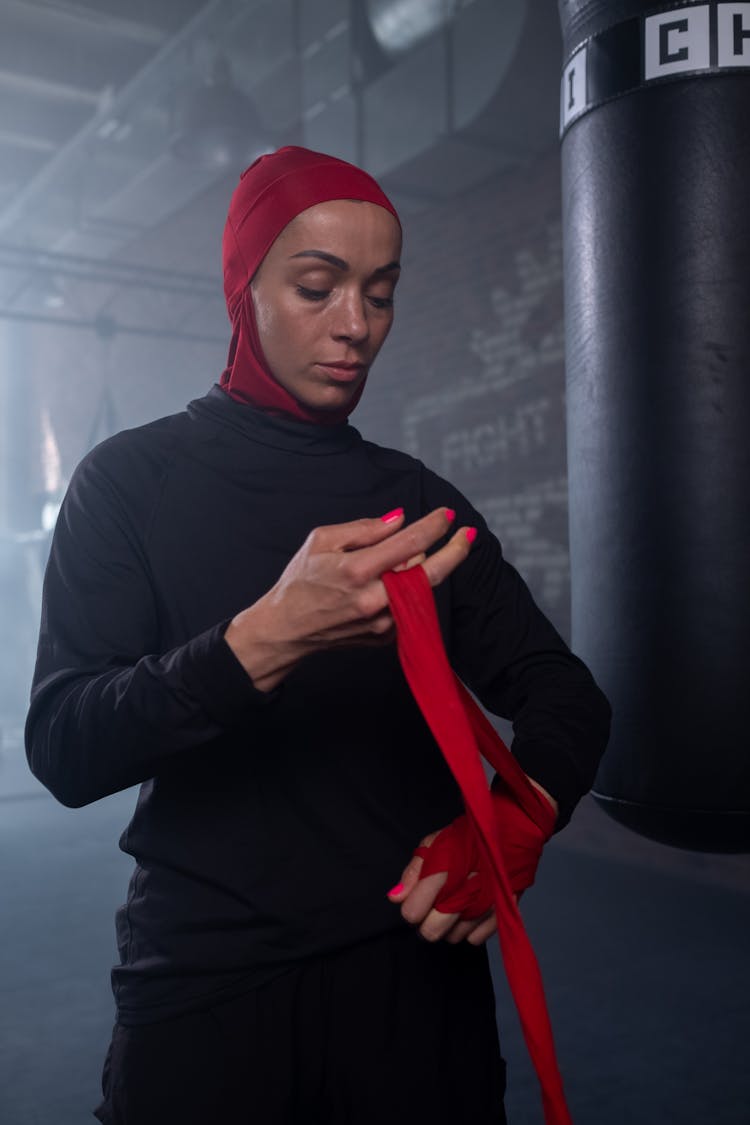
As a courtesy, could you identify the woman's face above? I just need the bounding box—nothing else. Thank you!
[250,198,402,415]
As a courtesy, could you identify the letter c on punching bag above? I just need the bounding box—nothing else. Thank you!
[558,0,750,852]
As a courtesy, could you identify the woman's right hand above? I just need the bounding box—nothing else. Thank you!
[224,507,476,692]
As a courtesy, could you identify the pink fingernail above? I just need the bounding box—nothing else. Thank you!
[465,527,477,544]
[387,883,404,896]
[381,507,404,523]
[444,508,456,522]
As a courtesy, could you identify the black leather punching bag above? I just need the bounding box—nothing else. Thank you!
[558,0,750,852]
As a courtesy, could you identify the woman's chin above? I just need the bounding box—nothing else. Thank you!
[293,380,365,414]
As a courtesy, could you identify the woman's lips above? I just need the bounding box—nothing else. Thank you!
[315,362,366,382]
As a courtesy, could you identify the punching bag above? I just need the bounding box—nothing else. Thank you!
[558,0,750,853]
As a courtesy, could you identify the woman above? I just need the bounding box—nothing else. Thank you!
[25,146,610,1124]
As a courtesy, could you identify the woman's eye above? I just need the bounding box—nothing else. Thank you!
[295,284,393,308]
[296,285,329,301]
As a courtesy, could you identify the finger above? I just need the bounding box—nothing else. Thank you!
[392,551,427,573]
[385,832,434,903]
[458,891,517,945]
[417,903,462,942]
[348,624,397,648]
[398,870,449,926]
[443,911,493,944]
[465,910,498,946]
[308,509,406,554]
[353,508,457,580]
[420,526,477,588]
[317,622,396,649]
[295,608,395,649]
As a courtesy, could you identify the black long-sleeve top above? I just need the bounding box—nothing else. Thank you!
[25,384,611,1025]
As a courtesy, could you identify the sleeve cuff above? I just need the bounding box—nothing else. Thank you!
[509,743,588,834]
[177,618,282,728]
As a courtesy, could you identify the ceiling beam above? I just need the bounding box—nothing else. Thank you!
[0,0,228,237]
[0,306,224,344]
[0,241,221,297]
[0,0,168,48]
[0,129,57,154]
[0,67,101,107]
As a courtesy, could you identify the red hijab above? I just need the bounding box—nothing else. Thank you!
[219,145,401,424]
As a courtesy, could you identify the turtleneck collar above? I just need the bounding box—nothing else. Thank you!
[187,384,363,456]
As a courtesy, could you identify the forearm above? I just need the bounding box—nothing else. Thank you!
[506,662,611,831]
[26,621,275,808]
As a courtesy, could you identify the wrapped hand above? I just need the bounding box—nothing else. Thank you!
[387,778,556,944]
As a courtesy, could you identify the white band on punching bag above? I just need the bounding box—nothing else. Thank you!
[560,3,750,137]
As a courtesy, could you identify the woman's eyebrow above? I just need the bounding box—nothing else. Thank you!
[289,250,401,274]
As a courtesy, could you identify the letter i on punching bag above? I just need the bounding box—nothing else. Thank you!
[558,0,750,852]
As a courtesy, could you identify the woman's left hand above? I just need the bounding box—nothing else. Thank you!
[386,778,556,944]
[386,831,513,946]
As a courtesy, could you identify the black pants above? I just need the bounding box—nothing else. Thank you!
[93,925,508,1124]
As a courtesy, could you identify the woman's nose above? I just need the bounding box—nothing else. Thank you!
[332,291,369,343]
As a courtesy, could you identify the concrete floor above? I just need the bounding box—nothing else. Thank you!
[1,722,749,1125]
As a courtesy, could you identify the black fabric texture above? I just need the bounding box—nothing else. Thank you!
[25,383,611,1025]
[92,925,507,1124]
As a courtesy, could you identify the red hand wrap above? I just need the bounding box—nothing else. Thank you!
[381,564,573,1125]
[413,779,554,918]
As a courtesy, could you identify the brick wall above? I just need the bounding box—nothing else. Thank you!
[356,144,570,640]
